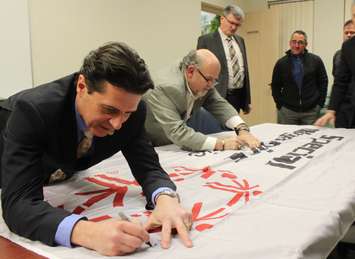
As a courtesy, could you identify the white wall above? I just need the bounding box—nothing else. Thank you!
[0,0,32,98]
[29,0,202,85]
[313,0,344,88]
[204,0,238,7]
[238,0,267,13]
[345,0,354,20]
[1,0,236,91]
[2,0,351,100]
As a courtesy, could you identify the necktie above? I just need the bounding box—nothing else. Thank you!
[226,37,242,88]
[77,130,93,158]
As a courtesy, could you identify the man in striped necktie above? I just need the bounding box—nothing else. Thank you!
[197,5,252,114]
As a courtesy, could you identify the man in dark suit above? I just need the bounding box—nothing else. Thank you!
[315,3,355,128]
[0,42,192,256]
[197,5,251,114]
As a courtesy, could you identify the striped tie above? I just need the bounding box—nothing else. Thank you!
[226,37,242,88]
[77,131,93,158]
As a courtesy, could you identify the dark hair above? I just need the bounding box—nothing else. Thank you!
[79,42,154,95]
[344,19,353,28]
[291,30,308,43]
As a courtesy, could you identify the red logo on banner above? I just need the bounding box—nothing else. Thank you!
[59,166,262,233]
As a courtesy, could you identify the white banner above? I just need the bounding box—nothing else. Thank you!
[1,123,355,259]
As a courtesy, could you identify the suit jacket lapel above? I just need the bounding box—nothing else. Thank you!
[58,81,79,162]
[234,35,243,51]
[213,31,228,70]
[234,35,247,64]
[234,35,250,81]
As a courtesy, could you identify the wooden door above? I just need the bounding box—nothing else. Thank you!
[238,9,280,125]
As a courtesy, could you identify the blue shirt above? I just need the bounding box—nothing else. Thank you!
[291,55,304,91]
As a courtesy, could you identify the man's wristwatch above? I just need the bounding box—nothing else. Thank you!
[155,190,181,203]
[234,123,250,135]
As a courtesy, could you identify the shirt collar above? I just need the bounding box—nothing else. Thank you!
[218,28,232,42]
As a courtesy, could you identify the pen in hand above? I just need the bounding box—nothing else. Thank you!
[118,212,153,247]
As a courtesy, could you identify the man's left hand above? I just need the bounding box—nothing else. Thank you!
[238,130,261,150]
[144,195,193,249]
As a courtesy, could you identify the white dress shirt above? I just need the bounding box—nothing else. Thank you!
[218,28,245,89]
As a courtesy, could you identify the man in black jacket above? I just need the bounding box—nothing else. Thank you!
[271,30,328,125]
[0,42,192,256]
[315,3,355,128]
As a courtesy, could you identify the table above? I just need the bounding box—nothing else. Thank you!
[0,236,46,259]
[1,124,355,259]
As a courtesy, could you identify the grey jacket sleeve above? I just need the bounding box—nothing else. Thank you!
[144,86,209,151]
[202,88,239,124]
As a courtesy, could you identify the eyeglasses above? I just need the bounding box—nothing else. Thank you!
[290,40,306,46]
[196,68,219,87]
[223,16,241,27]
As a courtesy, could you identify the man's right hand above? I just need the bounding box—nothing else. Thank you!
[71,219,150,256]
[314,110,336,127]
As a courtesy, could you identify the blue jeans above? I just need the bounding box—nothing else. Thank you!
[187,108,228,134]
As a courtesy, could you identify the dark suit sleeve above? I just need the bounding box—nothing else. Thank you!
[271,60,283,110]
[121,102,176,209]
[316,57,328,107]
[240,37,251,108]
[332,51,341,78]
[328,46,352,111]
[197,35,207,49]
[1,100,70,245]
